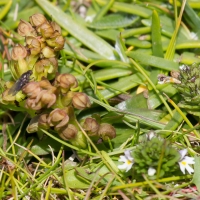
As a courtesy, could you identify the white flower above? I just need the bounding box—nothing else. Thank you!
[118,150,134,172]
[148,167,156,176]
[178,149,195,175]
[190,32,198,40]
[147,130,156,140]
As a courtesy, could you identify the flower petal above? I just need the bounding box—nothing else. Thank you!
[148,167,156,176]
[118,156,127,162]
[178,162,186,174]
[124,150,134,161]
[118,163,128,170]
[184,156,195,164]
[185,164,194,174]
[179,149,187,160]
[125,163,133,172]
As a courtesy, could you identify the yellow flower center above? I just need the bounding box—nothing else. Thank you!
[126,160,132,165]
[181,161,187,166]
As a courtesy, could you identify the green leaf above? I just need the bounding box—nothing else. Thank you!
[93,68,132,81]
[65,169,90,189]
[162,110,183,132]
[127,51,179,71]
[93,0,115,21]
[87,14,139,29]
[142,15,190,39]
[192,156,200,192]
[96,0,152,18]
[35,0,115,59]
[116,94,165,121]
[125,38,151,48]
[184,1,200,32]
[150,10,164,86]
[115,34,129,63]
[151,10,163,57]
[100,73,145,99]
[148,84,178,109]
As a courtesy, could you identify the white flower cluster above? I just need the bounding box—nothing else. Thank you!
[118,149,195,175]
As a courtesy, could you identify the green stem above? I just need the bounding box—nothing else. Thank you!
[163,93,200,140]
[129,58,173,117]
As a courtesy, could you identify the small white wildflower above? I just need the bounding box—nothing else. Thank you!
[190,32,198,40]
[148,167,156,176]
[147,130,156,140]
[85,15,95,23]
[178,149,195,175]
[118,150,134,172]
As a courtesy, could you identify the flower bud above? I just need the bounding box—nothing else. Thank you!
[34,59,57,80]
[11,44,27,60]
[38,114,50,129]
[35,90,56,108]
[55,73,78,94]
[26,36,41,55]
[18,19,36,37]
[51,21,61,33]
[58,124,78,140]
[22,81,41,99]
[46,32,65,51]
[39,80,57,94]
[72,92,91,110]
[29,13,47,27]
[37,22,54,38]
[41,46,56,58]
[47,108,69,128]
[25,98,43,110]
[49,57,58,68]
[2,89,16,102]
[83,117,99,136]
[27,116,39,133]
[98,123,116,140]
[69,131,87,149]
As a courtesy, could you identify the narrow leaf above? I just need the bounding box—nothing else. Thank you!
[126,51,179,71]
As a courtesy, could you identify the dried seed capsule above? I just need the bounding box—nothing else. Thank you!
[98,123,116,140]
[18,19,36,37]
[29,13,47,27]
[83,117,99,136]
[72,92,91,110]
[11,44,27,60]
[58,124,78,140]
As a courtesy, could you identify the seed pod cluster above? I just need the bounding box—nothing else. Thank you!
[174,64,200,116]
[11,13,65,80]
[1,13,117,149]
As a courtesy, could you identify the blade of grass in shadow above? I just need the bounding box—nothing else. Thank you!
[35,0,115,59]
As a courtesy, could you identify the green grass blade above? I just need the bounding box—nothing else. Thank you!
[126,51,179,71]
